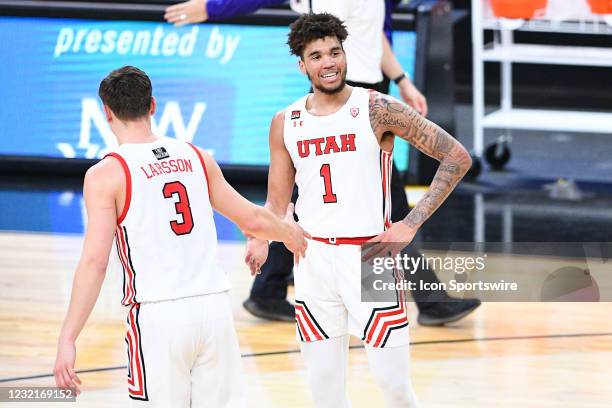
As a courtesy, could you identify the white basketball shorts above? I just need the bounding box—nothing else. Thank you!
[125,291,245,407]
[293,239,410,348]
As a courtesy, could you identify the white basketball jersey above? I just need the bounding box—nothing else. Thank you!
[106,137,229,306]
[283,87,392,238]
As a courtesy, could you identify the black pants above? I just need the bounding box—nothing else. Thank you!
[249,79,444,309]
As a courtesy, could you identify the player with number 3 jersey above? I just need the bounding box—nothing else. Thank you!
[53,66,309,407]
[108,137,229,305]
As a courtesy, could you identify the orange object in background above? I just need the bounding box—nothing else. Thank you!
[587,0,612,14]
[489,0,548,19]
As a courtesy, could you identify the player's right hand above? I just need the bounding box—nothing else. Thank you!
[244,238,269,276]
[283,203,311,266]
[53,340,82,395]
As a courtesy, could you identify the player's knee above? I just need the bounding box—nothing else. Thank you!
[381,379,419,408]
[304,356,348,407]
[307,362,338,388]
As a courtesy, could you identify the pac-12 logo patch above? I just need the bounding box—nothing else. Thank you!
[350,107,359,118]
[152,147,170,160]
[291,110,301,120]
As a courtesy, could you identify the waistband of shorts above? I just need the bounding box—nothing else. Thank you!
[312,236,375,246]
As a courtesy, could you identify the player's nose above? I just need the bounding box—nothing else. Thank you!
[321,55,336,68]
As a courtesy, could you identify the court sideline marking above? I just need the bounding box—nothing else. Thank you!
[1,331,610,383]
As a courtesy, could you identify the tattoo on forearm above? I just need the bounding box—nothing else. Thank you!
[433,130,453,156]
[438,163,461,175]
[368,91,472,229]
[405,208,428,228]
[403,152,471,228]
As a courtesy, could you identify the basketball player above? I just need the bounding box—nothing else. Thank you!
[245,14,472,407]
[53,66,308,407]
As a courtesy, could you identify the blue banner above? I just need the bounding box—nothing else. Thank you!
[0,16,416,170]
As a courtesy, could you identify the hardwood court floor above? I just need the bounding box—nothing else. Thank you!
[0,231,611,407]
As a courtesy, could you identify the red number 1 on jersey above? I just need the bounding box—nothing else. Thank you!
[163,181,194,235]
[320,164,337,203]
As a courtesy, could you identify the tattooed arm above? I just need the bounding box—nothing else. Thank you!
[363,91,471,259]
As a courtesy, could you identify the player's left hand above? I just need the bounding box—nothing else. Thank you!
[244,238,269,276]
[398,79,428,117]
[361,222,418,262]
[164,0,207,27]
[53,340,82,395]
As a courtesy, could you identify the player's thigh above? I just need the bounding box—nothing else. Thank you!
[129,301,196,407]
[191,291,245,408]
[337,246,410,348]
[294,240,347,342]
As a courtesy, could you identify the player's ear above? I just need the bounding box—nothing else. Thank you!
[149,96,156,116]
[103,104,113,122]
[298,58,306,75]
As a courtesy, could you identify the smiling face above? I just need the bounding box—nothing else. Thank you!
[299,36,347,95]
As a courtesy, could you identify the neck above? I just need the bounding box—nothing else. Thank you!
[308,85,352,115]
[113,119,159,145]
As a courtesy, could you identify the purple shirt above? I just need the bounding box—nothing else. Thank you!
[206,0,286,21]
[206,0,400,41]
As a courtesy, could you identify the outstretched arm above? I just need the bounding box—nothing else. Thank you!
[364,91,471,259]
[197,145,306,249]
[54,159,122,394]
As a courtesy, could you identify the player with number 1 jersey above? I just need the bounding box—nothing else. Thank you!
[284,86,392,240]
[283,86,404,348]
[245,13,472,407]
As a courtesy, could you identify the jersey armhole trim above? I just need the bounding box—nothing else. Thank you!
[186,142,212,201]
[366,89,394,154]
[104,152,132,225]
[366,89,381,144]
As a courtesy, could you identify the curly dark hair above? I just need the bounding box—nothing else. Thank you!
[98,66,152,121]
[287,13,348,59]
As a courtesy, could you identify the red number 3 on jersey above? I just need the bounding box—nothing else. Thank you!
[162,181,194,235]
